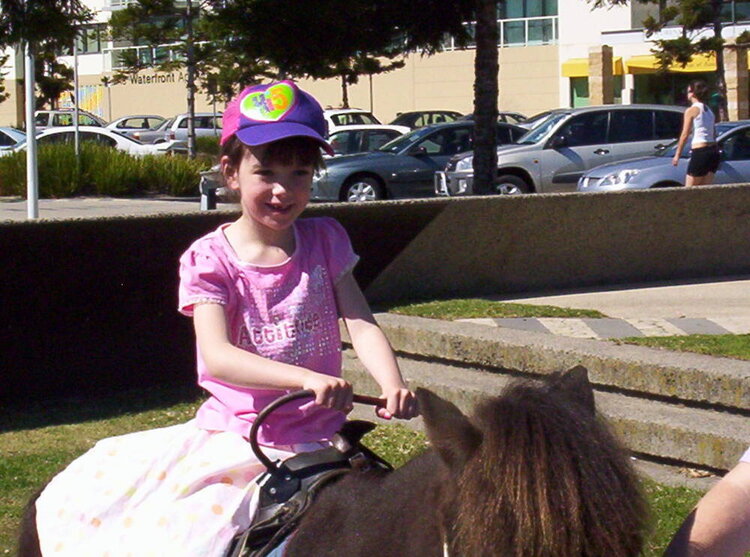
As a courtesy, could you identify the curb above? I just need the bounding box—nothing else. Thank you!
[342,313,750,472]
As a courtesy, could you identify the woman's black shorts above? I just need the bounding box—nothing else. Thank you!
[687,144,720,177]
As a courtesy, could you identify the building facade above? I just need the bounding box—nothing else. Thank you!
[2,0,750,127]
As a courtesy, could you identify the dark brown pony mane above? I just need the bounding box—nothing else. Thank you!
[445,367,648,556]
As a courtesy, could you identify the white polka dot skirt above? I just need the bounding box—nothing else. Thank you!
[35,420,302,556]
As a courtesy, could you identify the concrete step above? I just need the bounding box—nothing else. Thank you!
[359,313,750,413]
[342,350,750,471]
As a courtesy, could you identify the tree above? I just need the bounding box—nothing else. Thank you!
[0,0,92,117]
[471,0,499,195]
[35,46,74,109]
[0,54,9,106]
[109,0,274,157]
[594,0,731,120]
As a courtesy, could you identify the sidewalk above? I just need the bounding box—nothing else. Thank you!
[0,196,237,221]
[463,276,750,339]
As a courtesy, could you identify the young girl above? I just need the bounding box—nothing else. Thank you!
[672,80,720,186]
[31,80,418,556]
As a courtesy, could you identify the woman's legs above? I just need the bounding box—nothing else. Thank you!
[686,172,715,186]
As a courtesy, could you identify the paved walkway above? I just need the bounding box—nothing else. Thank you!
[461,277,750,339]
[0,196,237,221]
[460,315,750,339]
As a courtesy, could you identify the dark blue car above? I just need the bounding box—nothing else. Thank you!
[312,121,526,202]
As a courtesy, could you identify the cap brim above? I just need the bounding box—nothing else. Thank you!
[235,122,334,156]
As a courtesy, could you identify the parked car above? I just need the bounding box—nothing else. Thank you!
[15,126,188,156]
[34,109,107,130]
[516,109,555,129]
[458,111,527,125]
[327,124,410,157]
[324,108,381,135]
[0,127,26,152]
[312,120,526,202]
[133,113,222,144]
[435,104,685,196]
[577,121,750,192]
[105,115,166,138]
[389,110,464,129]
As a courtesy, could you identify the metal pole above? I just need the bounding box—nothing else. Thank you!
[73,31,80,157]
[24,40,39,219]
[185,0,196,158]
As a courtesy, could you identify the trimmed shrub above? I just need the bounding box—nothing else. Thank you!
[196,136,220,157]
[0,144,211,198]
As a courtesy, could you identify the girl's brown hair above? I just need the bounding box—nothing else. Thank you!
[220,135,325,171]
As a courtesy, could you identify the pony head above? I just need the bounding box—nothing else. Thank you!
[417,365,648,557]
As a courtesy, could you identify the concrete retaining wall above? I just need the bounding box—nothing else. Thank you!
[3,185,750,403]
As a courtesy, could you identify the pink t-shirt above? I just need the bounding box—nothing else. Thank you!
[178,217,358,447]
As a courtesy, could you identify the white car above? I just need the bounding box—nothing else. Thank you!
[327,124,410,157]
[323,108,382,135]
[34,109,108,130]
[105,115,166,139]
[13,126,187,156]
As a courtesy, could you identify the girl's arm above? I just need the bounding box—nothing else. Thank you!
[193,303,353,411]
[334,271,418,420]
[673,106,698,166]
[663,462,750,557]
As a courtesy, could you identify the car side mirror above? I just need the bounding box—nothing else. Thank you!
[548,135,567,149]
[409,145,428,156]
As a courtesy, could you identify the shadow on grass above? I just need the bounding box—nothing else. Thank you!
[0,381,204,434]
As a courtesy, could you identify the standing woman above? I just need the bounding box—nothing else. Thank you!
[672,80,720,186]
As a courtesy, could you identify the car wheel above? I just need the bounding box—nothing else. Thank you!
[342,176,384,202]
[492,174,530,195]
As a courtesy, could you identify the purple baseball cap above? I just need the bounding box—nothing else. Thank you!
[221,80,333,155]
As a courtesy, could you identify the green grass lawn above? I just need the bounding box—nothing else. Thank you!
[383,298,750,362]
[620,333,750,361]
[1,385,701,555]
[381,298,607,319]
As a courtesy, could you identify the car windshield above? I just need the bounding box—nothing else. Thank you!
[516,113,568,144]
[377,126,435,153]
[659,122,738,158]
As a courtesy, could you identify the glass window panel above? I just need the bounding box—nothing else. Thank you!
[558,112,608,147]
[503,20,525,45]
[654,111,683,139]
[526,0,544,17]
[544,0,558,16]
[504,0,525,18]
[527,19,554,44]
[734,0,750,20]
[608,110,654,143]
[0,131,15,146]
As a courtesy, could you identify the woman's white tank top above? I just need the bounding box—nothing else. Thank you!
[691,102,716,146]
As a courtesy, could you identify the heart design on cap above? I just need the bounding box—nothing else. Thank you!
[240,82,296,122]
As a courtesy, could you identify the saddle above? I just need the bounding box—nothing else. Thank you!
[226,420,392,557]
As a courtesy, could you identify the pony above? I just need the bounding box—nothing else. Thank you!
[18,366,648,556]
[283,366,648,557]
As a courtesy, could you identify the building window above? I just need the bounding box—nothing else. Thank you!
[721,0,750,22]
[440,0,558,50]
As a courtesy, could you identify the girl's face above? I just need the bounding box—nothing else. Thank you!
[222,144,313,232]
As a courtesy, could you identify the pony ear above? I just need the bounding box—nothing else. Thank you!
[417,388,482,469]
[550,365,596,415]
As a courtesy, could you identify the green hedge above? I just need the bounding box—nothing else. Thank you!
[0,144,214,197]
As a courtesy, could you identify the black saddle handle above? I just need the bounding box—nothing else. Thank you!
[249,389,384,473]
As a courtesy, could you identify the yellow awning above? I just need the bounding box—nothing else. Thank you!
[625,53,717,74]
[561,57,624,77]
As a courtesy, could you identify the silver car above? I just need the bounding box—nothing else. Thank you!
[435,104,685,196]
[577,121,750,192]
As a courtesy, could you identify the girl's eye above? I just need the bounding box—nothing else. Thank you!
[295,169,312,177]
